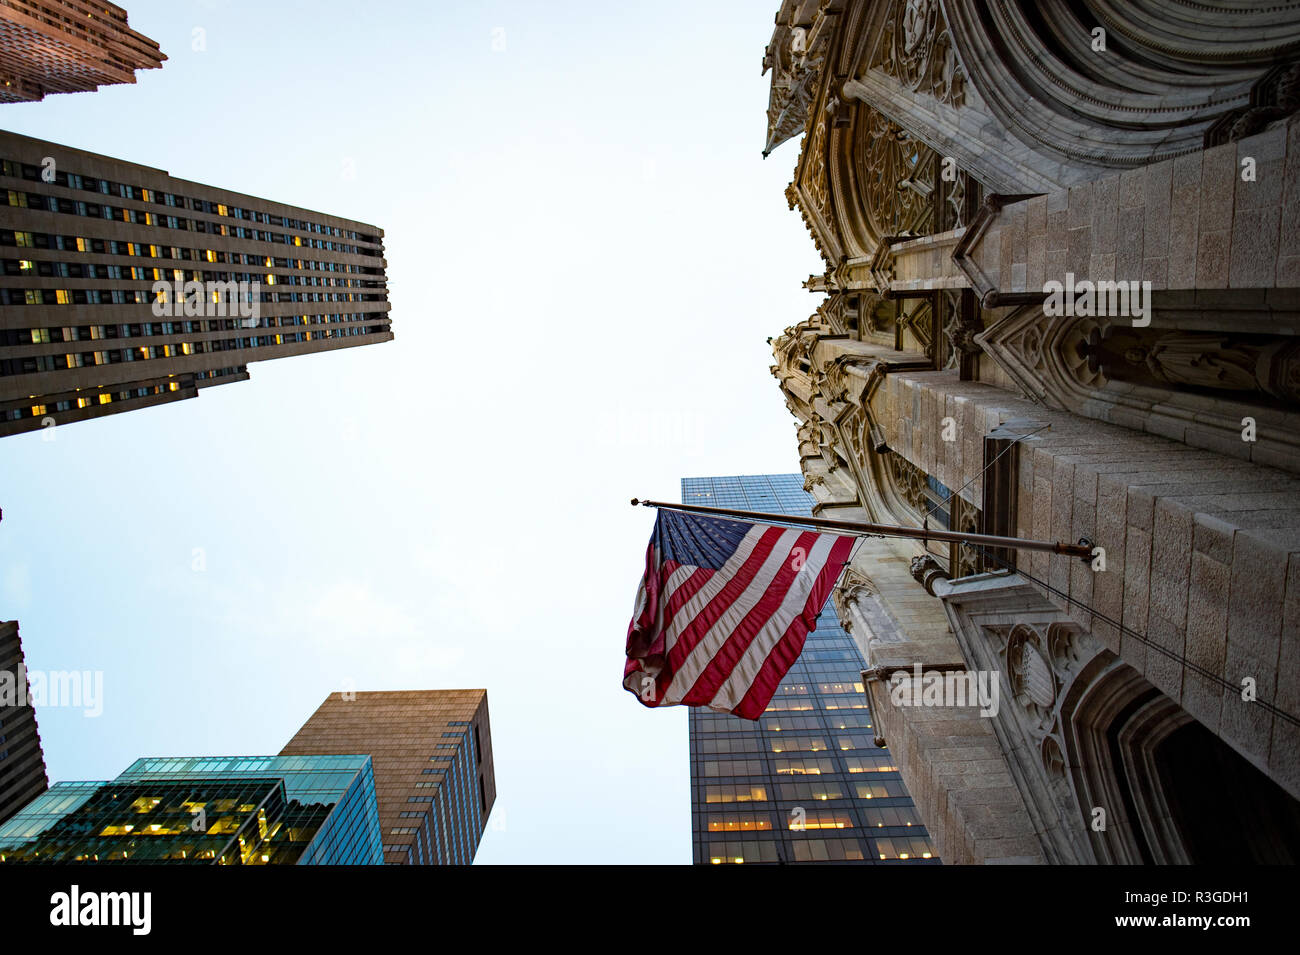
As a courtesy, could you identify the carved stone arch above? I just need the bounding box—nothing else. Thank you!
[939,574,1300,865]
[1060,650,1300,864]
[943,0,1300,174]
[855,104,938,243]
[1059,658,1196,864]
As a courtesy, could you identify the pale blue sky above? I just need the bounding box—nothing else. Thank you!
[0,0,822,863]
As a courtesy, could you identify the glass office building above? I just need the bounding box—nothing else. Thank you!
[0,754,383,864]
[683,474,939,865]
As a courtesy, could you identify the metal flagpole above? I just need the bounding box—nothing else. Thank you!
[630,498,1095,560]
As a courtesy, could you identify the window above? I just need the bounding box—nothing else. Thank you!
[792,838,865,862]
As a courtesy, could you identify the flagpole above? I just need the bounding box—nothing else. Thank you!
[630,498,1095,559]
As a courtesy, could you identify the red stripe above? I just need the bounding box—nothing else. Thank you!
[678,529,823,706]
[653,526,787,705]
[626,542,658,646]
[645,562,714,659]
[624,558,715,708]
[732,535,856,719]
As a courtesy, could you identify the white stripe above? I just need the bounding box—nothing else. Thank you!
[655,524,770,661]
[661,527,807,706]
[650,563,698,650]
[707,535,841,711]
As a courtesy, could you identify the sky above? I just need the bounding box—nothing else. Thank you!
[0,0,823,863]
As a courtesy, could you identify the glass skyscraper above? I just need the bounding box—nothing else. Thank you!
[0,754,383,864]
[683,473,939,865]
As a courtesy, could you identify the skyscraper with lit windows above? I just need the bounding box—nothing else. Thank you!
[0,754,384,864]
[0,129,391,436]
[684,474,938,865]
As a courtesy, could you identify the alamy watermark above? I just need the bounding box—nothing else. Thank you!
[0,664,103,717]
[151,279,260,327]
[888,663,1000,717]
[1043,272,1152,327]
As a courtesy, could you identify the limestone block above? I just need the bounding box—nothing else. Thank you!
[1227,531,1287,667]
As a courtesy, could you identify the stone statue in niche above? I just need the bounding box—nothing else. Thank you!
[1077,328,1300,406]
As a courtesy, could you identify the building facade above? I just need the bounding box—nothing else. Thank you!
[0,129,391,436]
[0,621,48,825]
[764,0,1300,863]
[280,689,496,866]
[0,1,164,105]
[0,754,383,864]
[685,473,938,864]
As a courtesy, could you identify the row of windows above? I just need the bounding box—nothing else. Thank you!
[770,682,866,697]
[697,754,900,778]
[692,734,879,755]
[0,231,381,275]
[703,805,923,832]
[0,325,386,381]
[0,285,384,308]
[694,711,873,735]
[4,193,379,256]
[702,835,935,864]
[3,382,181,421]
[3,256,381,289]
[2,159,381,246]
[4,312,383,347]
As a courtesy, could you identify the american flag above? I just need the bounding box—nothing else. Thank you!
[623,508,858,720]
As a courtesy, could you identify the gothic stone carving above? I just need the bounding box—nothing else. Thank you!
[869,0,967,108]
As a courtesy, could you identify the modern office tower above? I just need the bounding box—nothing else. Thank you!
[683,474,938,865]
[0,621,48,824]
[0,129,392,436]
[281,690,496,866]
[0,1,164,104]
[0,754,383,863]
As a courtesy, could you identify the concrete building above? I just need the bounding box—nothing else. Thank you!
[763,0,1300,863]
[0,621,48,826]
[281,690,496,866]
[0,129,391,436]
[0,1,163,105]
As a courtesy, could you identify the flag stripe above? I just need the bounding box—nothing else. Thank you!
[624,510,856,720]
[730,535,857,718]
[679,530,833,708]
[656,525,782,673]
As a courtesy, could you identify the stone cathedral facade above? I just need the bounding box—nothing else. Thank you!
[763,0,1300,863]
